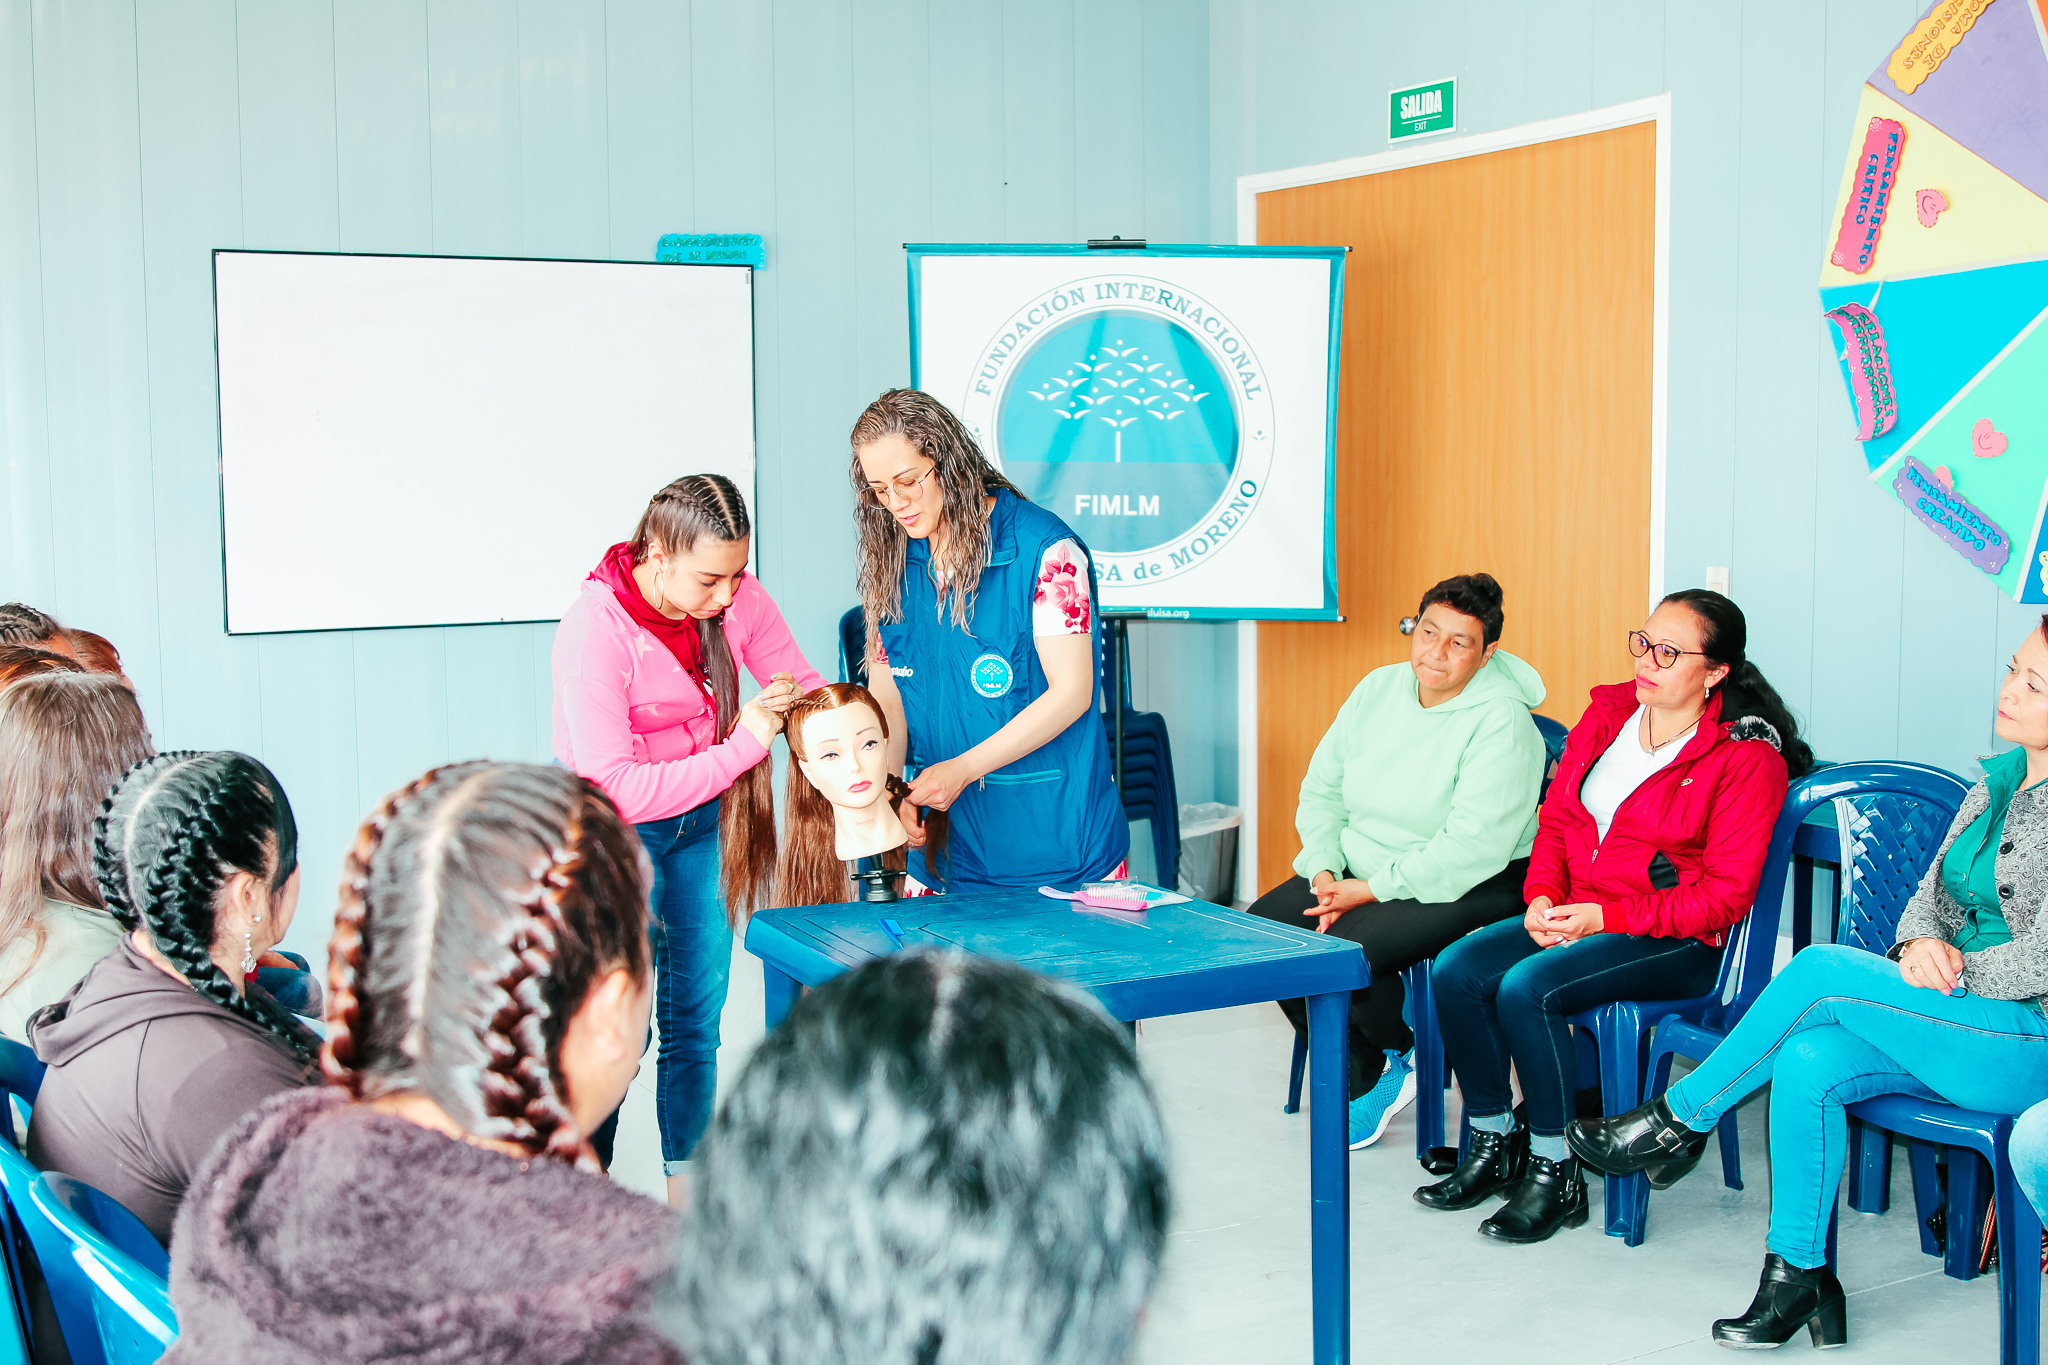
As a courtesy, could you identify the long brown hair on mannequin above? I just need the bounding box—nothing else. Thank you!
[629,473,776,922]
[774,683,948,907]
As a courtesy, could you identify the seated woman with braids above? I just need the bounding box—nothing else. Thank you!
[161,763,677,1365]
[27,751,319,1245]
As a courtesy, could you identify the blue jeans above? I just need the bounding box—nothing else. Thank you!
[1433,916,1723,1136]
[1667,944,2048,1267]
[637,799,729,1172]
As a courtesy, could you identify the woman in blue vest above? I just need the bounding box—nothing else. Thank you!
[847,389,1128,891]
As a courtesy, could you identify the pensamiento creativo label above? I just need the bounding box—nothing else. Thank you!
[1823,301,1898,441]
[1893,456,2009,573]
[1831,118,1905,274]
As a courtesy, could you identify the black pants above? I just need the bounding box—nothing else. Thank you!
[1248,858,1531,1099]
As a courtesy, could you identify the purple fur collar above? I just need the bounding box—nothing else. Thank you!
[163,1087,681,1365]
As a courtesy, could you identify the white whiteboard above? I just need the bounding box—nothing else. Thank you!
[214,251,755,634]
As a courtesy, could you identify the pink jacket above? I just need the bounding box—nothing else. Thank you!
[550,575,824,824]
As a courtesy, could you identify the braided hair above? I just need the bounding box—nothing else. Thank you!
[629,473,776,921]
[323,762,651,1163]
[93,751,317,1062]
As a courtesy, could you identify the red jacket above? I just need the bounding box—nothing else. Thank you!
[1524,682,1789,946]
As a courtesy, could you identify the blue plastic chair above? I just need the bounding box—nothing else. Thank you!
[1822,775,1974,1220]
[1104,711,1180,886]
[1570,764,1849,1245]
[836,606,866,687]
[0,1039,43,1365]
[0,1040,41,1152]
[1283,712,1570,1160]
[25,1175,172,1364]
[1832,1098,2039,1364]
[1532,713,1569,789]
[1613,762,1967,1248]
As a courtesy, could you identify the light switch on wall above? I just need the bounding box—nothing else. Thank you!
[1705,566,1730,595]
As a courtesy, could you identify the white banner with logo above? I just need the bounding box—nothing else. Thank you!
[909,245,1343,620]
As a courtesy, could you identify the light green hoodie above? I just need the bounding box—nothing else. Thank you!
[1292,650,1547,904]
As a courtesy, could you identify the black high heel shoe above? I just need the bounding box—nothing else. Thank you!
[1412,1127,1527,1211]
[1711,1254,1848,1349]
[1566,1095,1712,1190]
[1477,1154,1588,1243]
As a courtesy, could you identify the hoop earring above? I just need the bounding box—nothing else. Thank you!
[651,563,670,614]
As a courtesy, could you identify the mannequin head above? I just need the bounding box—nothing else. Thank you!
[775,685,949,907]
[789,688,903,860]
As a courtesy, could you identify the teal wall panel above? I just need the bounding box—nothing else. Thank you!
[134,0,265,762]
[1210,0,2021,796]
[3,0,1219,960]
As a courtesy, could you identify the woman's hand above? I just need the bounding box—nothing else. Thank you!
[1898,936,1965,993]
[737,683,794,748]
[1524,896,1558,947]
[907,757,978,813]
[760,671,800,712]
[1305,877,1375,933]
[897,800,926,850]
[1544,902,1605,943]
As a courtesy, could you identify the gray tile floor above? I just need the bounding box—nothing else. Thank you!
[612,946,2015,1362]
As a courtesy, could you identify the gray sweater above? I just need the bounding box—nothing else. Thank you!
[25,941,315,1244]
[1893,772,2048,1006]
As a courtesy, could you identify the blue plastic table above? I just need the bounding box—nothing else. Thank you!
[744,887,1371,1365]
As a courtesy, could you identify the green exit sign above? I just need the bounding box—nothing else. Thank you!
[1389,78,1456,142]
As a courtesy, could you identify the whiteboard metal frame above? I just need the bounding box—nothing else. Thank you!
[210,248,759,635]
[1230,94,1674,901]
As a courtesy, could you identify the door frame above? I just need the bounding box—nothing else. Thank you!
[1231,93,1673,901]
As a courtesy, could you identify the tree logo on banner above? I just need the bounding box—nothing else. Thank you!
[960,277,1276,586]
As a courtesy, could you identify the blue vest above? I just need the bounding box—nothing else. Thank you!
[878,489,1129,891]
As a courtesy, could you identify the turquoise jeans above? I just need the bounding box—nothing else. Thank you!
[1667,944,2048,1267]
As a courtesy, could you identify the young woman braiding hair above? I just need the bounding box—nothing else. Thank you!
[158,763,680,1365]
[26,750,317,1245]
[551,471,824,1201]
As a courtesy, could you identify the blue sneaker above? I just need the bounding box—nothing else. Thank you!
[1348,1049,1417,1149]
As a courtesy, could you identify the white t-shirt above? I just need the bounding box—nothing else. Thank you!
[1579,705,1696,841]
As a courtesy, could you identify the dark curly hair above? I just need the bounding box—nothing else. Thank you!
[1416,573,1505,645]
[322,762,651,1163]
[93,751,316,1062]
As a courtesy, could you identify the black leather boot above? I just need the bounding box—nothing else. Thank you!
[1566,1095,1712,1191]
[1412,1127,1527,1211]
[1477,1154,1589,1243]
[1711,1254,1848,1349]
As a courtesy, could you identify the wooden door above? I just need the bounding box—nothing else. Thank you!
[1256,123,1656,890]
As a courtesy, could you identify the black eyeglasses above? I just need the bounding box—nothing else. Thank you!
[1628,630,1707,670]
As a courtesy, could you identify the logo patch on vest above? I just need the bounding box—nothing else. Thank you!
[969,652,1014,698]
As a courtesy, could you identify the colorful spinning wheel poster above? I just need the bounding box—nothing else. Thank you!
[1820,0,2048,600]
